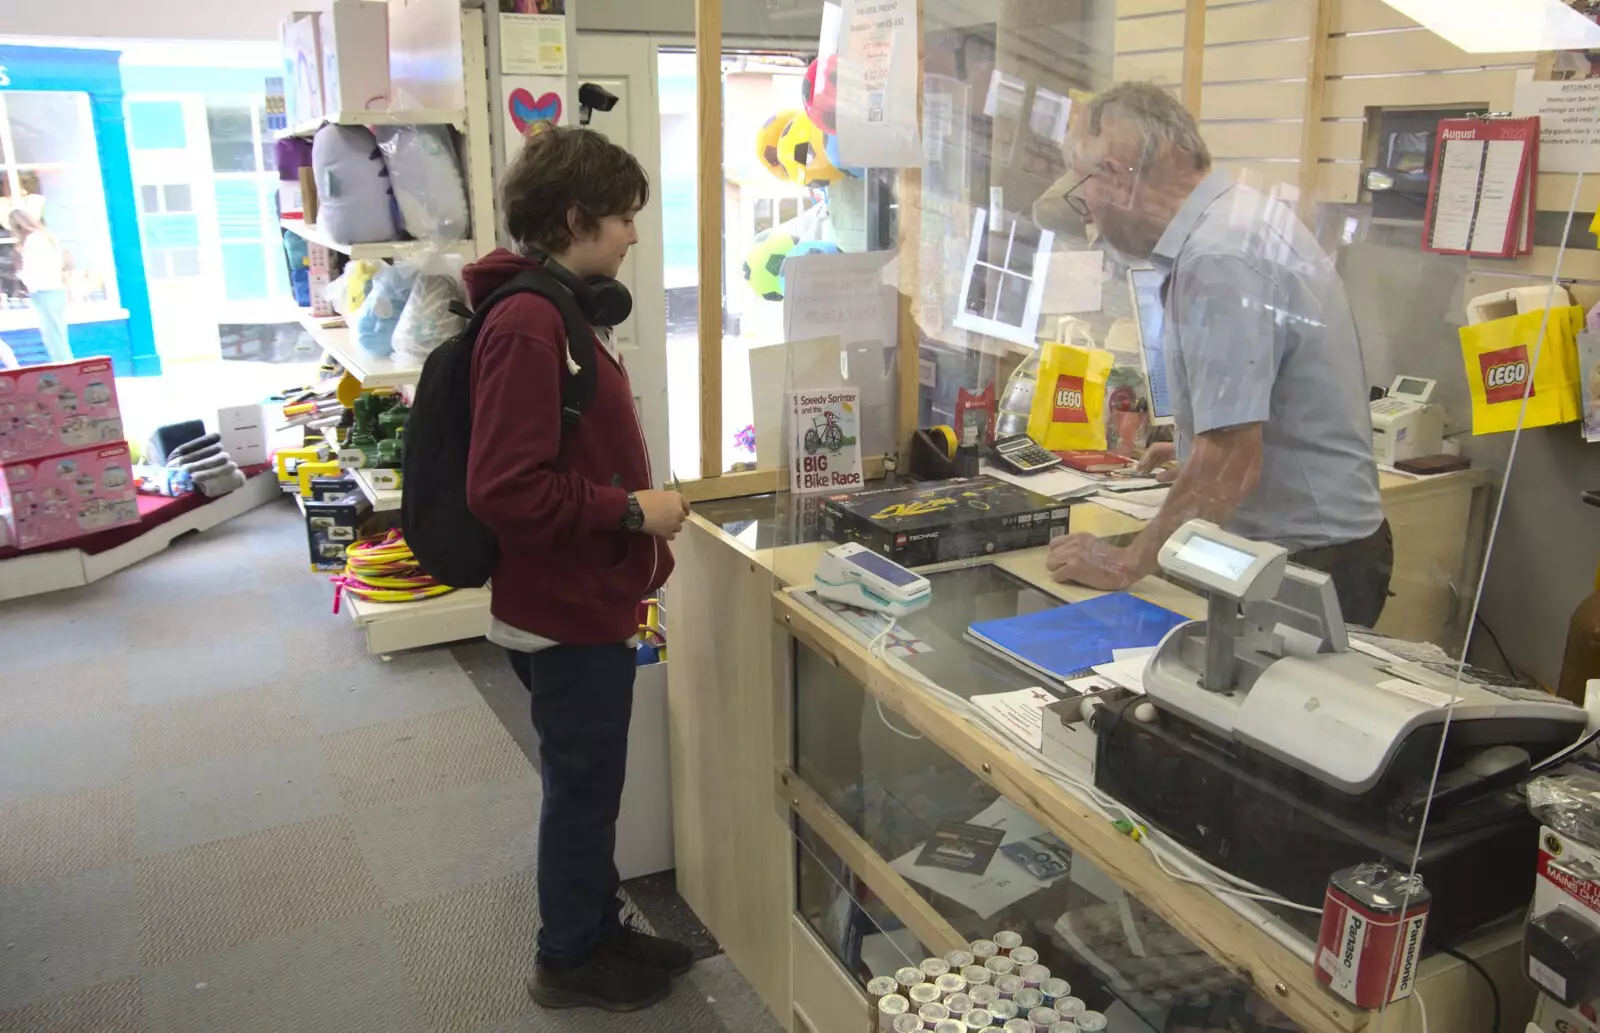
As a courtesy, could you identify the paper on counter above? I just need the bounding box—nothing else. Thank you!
[970,685,1060,750]
[1092,654,1150,693]
[890,798,1056,919]
[1086,496,1161,522]
[980,462,1101,500]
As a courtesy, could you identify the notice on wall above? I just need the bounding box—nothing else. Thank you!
[835,0,922,168]
[1514,79,1600,173]
[791,387,864,494]
[1041,250,1104,315]
[499,12,566,75]
[500,76,566,164]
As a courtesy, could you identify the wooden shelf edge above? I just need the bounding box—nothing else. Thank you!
[779,766,968,957]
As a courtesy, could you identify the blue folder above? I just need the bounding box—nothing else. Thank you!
[966,593,1189,684]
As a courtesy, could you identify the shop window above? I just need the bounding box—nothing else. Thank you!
[163,184,193,213]
[0,91,118,312]
[206,103,259,174]
[142,211,201,281]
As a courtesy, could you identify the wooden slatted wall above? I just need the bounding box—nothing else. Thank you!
[1116,0,1594,287]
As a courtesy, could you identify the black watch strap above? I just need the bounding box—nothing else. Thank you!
[622,492,645,532]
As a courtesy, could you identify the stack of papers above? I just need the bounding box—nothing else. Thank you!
[980,461,1100,500]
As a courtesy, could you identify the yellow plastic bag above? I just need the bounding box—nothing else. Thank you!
[1027,341,1114,450]
[1459,305,1583,435]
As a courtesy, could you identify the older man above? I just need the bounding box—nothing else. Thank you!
[1046,82,1392,627]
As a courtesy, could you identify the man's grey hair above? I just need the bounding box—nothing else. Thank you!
[1083,81,1211,172]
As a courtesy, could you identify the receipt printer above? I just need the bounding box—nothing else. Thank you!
[1093,520,1587,944]
[1371,374,1444,465]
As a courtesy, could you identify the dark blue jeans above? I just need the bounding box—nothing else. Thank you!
[507,643,636,967]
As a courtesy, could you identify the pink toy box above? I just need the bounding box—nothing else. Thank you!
[0,442,139,551]
[0,357,125,464]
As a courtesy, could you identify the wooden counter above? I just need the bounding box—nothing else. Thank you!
[667,475,1519,1033]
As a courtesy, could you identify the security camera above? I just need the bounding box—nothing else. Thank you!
[578,82,619,126]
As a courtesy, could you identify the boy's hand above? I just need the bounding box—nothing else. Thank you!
[636,490,690,539]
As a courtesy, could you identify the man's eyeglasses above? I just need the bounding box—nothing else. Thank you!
[1062,174,1092,220]
[1061,161,1140,220]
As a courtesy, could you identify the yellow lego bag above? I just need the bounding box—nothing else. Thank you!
[1459,305,1583,435]
[1027,340,1115,450]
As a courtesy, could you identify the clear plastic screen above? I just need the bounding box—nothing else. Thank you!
[709,0,1600,1029]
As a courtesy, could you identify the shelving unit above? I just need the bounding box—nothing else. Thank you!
[280,218,475,261]
[273,108,467,140]
[295,312,422,390]
[353,468,403,512]
[274,0,495,655]
[346,586,492,654]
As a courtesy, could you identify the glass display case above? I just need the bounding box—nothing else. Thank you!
[788,561,1306,1031]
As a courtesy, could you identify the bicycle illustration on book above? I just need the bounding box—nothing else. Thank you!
[803,409,845,455]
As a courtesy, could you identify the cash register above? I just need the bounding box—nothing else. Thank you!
[1370,374,1444,465]
[1093,520,1587,943]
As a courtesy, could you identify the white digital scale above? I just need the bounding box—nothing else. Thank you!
[813,542,932,619]
[1370,374,1443,465]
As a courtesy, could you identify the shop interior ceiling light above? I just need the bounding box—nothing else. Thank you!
[1380,0,1600,53]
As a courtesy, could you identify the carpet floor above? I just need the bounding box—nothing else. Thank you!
[0,497,783,1033]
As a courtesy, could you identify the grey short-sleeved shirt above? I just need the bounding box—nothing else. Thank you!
[1150,168,1382,552]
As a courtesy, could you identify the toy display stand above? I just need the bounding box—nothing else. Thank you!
[273,0,498,653]
[0,469,280,603]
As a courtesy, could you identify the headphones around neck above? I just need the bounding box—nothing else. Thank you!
[527,249,633,329]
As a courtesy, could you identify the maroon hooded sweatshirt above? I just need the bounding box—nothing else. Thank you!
[463,247,672,644]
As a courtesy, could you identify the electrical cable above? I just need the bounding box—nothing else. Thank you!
[1413,986,1429,1033]
[1532,723,1600,774]
[1474,613,1519,678]
[1439,944,1500,1033]
[868,618,924,741]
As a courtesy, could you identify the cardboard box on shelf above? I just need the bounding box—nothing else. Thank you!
[280,12,326,125]
[304,492,378,572]
[320,0,391,115]
[0,442,139,551]
[0,357,124,464]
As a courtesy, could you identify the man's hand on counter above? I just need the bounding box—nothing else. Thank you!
[1047,532,1141,591]
[1137,441,1180,484]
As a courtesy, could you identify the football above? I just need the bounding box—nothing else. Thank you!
[742,228,800,301]
[800,55,838,135]
[823,132,864,179]
[755,109,802,183]
[777,112,820,185]
[781,239,842,292]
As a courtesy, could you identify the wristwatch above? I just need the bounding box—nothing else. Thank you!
[622,492,645,532]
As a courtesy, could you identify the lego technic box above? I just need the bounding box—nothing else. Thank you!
[820,475,1072,566]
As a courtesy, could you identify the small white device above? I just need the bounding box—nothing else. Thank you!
[1370,374,1444,465]
[1128,268,1174,426]
[814,542,932,618]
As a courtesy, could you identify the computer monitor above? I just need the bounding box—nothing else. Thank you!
[1128,267,1174,427]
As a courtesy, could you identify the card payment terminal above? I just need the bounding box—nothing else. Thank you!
[814,543,932,618]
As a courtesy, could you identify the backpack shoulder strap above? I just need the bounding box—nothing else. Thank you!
[460,267,599,429]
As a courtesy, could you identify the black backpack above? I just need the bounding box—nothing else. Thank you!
[402,267,598,588]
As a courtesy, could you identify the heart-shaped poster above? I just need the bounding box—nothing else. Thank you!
[509,88,562,135]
